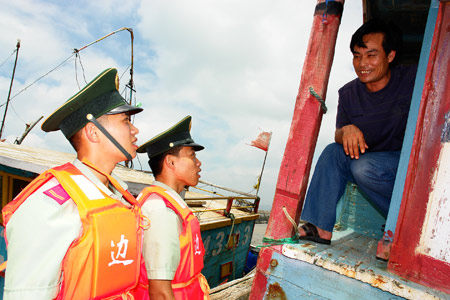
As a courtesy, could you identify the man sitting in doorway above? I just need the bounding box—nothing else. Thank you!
[298,19,417,244]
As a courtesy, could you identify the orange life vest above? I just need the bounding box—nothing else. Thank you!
[2,162,149,300]
[138,185,210,300]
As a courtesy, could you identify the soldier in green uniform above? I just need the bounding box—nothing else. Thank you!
[2,68,149,300]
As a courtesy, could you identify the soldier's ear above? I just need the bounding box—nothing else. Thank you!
[164,154,176,170]
[84,122,101,143]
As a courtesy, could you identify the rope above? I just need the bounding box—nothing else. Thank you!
[225,212,236,246]
[224,211,236,280]
[282,206,299,236]
[309,87,327,113]
[257,206,300,247]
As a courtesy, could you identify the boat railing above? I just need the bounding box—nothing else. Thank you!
[187,179,261,214]
[185,196,260,214]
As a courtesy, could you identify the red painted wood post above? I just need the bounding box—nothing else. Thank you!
[226,197,233,214]
[265,0,345,240]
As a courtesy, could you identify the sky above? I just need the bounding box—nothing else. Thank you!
[0,0,363,210]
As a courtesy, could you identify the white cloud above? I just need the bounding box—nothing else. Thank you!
[0,0,363,209]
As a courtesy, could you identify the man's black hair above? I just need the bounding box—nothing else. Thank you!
[149,145,183,177]
[68,114,109,151]
[350,18,403,66]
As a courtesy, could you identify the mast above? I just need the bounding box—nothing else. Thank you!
[0,40,21,139]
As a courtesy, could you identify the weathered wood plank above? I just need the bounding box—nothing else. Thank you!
[210,269,255,300]
[264,251,407,300]
[281,232,450,299]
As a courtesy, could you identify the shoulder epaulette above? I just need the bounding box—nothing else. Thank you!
[44,184,71,205]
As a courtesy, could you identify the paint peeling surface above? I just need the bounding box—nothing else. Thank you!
[419,142,450,262]
[441,112,450,143]
[280,229,450,299]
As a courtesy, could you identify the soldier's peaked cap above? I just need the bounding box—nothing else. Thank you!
[41,68,143,139]
[137,115,204,159]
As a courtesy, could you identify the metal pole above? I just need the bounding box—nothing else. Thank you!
[14,116,43,145]
[255,149,269,197]
[0,40,21,139]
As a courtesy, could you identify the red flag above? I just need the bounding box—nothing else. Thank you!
[250,131,272,152]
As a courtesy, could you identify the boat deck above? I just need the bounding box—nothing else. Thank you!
[280,229,450,300]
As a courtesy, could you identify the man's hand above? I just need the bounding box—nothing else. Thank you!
[335,125,368,159]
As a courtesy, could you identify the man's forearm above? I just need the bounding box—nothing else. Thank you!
[148,279,175,300]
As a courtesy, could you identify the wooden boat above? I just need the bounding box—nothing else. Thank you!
[0,142,259,293]
[250,0,450,299]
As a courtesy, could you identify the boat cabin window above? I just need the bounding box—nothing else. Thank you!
[1,171,33,223]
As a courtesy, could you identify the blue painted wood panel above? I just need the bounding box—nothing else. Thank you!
[201,220,255,288]
[336,183,385,239]
[264,251,406,300]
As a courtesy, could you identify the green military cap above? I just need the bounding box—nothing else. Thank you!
[41,68,143,139]
[137,115,204,158]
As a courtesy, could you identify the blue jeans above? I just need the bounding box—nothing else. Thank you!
[300,143,400,232]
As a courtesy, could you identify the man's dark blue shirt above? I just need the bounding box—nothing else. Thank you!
[336,64,418,152]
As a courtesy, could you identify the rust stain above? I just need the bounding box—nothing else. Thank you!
[266,282,287,300]
[371,275,387,287]
[336,263,356,278]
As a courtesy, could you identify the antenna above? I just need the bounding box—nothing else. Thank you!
[0,39,21,139]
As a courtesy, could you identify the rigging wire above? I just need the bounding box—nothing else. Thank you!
[1,27,134,143]
[1,27,132,108]
[9,102,27,124]
[0,49,17,69]
[3,53,75,106]
[74,52,88,89]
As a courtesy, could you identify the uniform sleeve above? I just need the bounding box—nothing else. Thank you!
[141,194,181,280]
[3,178,82,300]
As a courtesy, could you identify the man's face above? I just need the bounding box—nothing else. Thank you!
[100,113,139,161]
[171,146,202,187]
[352,32,395,92]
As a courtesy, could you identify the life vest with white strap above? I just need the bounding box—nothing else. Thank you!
[2,162,149,300]
[138,185,210,300]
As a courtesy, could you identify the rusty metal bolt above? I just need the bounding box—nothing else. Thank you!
[270,259,278,267]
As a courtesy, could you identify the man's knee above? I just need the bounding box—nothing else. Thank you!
[350,155,396,183]
[349,157,372,182]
